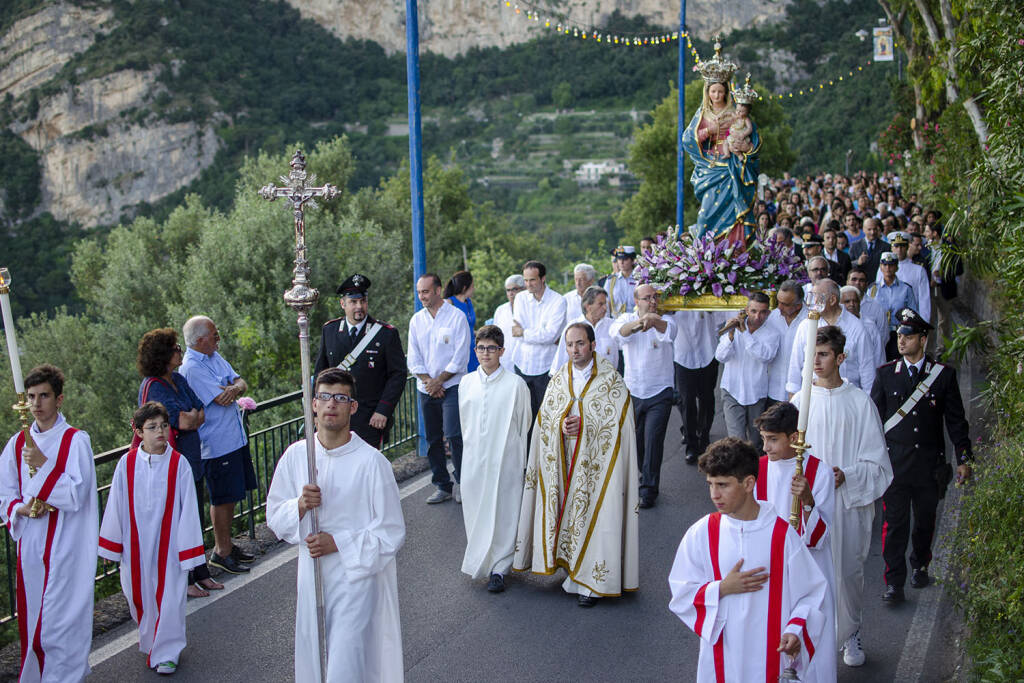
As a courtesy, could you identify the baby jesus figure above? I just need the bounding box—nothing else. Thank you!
[724,103,753,157]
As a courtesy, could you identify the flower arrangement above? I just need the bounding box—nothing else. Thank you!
[635,229,807,298]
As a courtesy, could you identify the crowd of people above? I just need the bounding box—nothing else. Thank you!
[0,170,976,681]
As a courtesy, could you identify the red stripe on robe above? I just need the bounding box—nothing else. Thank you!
[756,456,768,500]
[31,512,59,676]
[126,450,145,623]
[35,429,78,503]
[765,518,789,683]
[99,536,124,554]
[147,451,181,667]
[178,545,205,562]
[707,513,725,683]
[787,617,816,661]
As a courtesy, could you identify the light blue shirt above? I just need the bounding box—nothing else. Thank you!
[867,278,918,331]
[180,347,247,459]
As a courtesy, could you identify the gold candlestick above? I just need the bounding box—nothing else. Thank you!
[788,429,809,529]
[12,394,52,517]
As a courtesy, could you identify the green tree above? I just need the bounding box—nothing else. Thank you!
[552,81,574,110]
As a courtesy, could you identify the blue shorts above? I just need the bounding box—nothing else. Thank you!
[203,444,257,506]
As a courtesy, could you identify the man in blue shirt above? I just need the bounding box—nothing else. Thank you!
[181,316,257,574]
[865,252,918,360]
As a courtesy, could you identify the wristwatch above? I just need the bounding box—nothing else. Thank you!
[802,502,814,513]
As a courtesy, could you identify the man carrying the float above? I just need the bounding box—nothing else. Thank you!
[804,325,893,667]
[668,436,829,682]
[0,364,98,683]
[514,323,639,608]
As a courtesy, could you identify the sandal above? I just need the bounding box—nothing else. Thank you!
[197,577,224,590]
[187,584,210,598]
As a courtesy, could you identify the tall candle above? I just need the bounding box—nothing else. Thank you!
[0,280,25,394]
[796,316,817,432]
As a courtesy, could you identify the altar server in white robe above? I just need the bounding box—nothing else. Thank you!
[0,365,98,683]
[804,325,892,667]
[669,437,829,682]
[459,325,532,592]
[98,401,206,675]
[267,368,405,683]
[754,401,838,682]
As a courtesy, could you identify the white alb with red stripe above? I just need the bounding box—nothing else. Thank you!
[98,445,205,669]
[668,502,831,683]
[755,454,838,681]
[0,415,98,683]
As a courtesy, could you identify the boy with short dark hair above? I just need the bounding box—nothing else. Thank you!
[668,437,830,682]
[99,401,206,675]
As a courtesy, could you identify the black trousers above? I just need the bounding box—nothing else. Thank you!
[517,369,550,446]
[674,360,718,453]
[885,330,900,361]
[881,478,939,587]
[634,388,674,500]
[351,405,391,451]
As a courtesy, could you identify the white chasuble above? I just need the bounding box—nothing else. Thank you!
[458,366,532,579]
[0,415,98,683]
[98,446,205,668]
[806,381,893,643]
[755,455,837,680]
[267,434,406,683]
[668,503,831,683]
[513,355,640,597]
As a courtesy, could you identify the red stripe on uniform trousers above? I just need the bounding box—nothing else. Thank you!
[147,452,180,667]
[766,518,788,683]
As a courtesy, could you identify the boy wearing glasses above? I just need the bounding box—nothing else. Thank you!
[458,325,532,593]
[98,401,206,675]
[267,368,406,683]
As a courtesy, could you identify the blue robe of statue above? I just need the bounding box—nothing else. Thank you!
[681,108,761,241]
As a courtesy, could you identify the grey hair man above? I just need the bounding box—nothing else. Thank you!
[493,275,526,371]
[564,263,597,318]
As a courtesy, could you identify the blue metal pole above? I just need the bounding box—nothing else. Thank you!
[676,0,687,236]
[405,0,428,457]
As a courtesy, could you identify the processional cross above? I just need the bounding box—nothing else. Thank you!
[259,150,339,682]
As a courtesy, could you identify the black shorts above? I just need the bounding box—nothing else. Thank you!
[203,443,257,506]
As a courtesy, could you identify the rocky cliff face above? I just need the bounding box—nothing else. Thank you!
[285,0,789,56]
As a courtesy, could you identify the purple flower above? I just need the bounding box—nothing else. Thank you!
[728,270,738,284]
[712,282,723,297]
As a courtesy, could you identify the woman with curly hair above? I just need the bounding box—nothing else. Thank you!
[136,328,223,597]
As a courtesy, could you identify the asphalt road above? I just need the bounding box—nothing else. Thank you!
[86,404,960,682]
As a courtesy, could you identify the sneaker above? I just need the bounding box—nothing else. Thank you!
[843,631,866,667]
[425,488,452,504]
[881,584,905,604]
[155,661,177,675]
[230,545,255,563]
[911,567,931,588]
[209,552,250,574]
[487,573,505,593]
[453,483,462,504]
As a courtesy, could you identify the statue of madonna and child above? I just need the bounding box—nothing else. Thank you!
[682,38,761,244]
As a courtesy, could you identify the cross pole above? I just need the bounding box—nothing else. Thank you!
[259,150,339,682]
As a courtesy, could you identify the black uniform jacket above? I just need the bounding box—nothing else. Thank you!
[870,356,972,482]
[314,315,407,419]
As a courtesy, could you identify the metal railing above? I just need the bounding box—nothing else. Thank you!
[0,376,419,627]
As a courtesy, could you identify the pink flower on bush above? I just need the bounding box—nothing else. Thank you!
[237,396,257,411]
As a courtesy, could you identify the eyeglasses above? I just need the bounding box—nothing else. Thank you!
[636,295,658,303]
[505,287,523,294]
[143,422,170,432]
[314,392,353,404]
[475,344,502,354]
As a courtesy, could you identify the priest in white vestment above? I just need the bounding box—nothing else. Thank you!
[0,365,98,683]
[753,402,838,681]
[805,325,893,667]
[98,402,206,675]
[267,368,406,683]
[514,323,639,607]
[669,437,829,682]
[459,325,532,591]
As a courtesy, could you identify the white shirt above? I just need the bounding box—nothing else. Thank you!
[610,312,677,399]
[604,271,636,317]
[766,306,808,401]
[407,300,471,393]
[671,311,725,369]
[549,315,618,376]
[563,289,584,320]
[492,301,520,371]
[715,323,780,405]
[786,308,876,395]
[512,286,567,375]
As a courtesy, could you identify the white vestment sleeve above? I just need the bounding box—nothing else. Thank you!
[334,454,406,580]
[801,461,834,551]
[781,531,829,670]
[267,447,304,545]
[855,331,876,394]
[0,435,27,541]
[24,431,93,512]
[98,458,127,563]
[668,518,725,645]
[839,400,893,508]
[176,464,207,571]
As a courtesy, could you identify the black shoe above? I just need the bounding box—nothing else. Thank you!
[230,545,255,563]
[881,585,905,604]
[638,496,655,509]
[209,552,250,574]
[487,573,505,593]
[685,447,699,465]
[911,568,931,588]
[577,595,598,608]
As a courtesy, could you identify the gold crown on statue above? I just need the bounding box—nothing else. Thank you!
[697,36,738,84]
[732,73,759,105]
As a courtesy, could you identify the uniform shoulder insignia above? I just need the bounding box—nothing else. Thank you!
[376,320,396,330]
[880,359,899,368]
[868,284,878,297]
[323,316,343,328]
